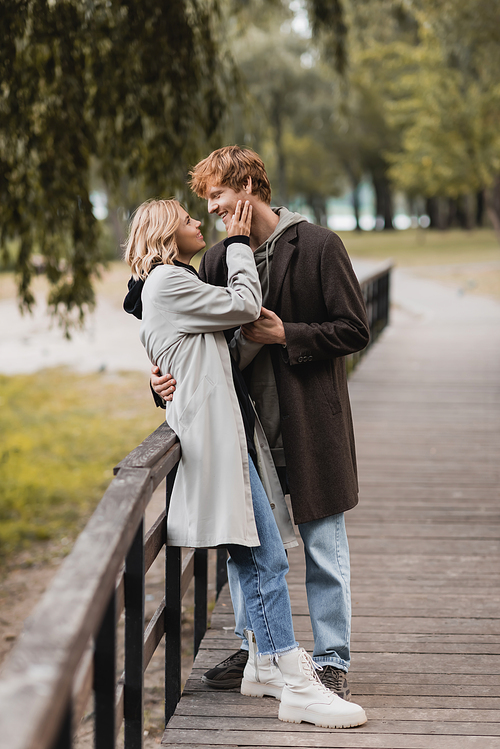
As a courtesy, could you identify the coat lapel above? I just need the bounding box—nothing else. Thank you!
[267,225,298,311]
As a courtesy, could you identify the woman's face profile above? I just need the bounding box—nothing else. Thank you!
[174,206,206,262]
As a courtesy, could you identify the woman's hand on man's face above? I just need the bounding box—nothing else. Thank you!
[227,200,252,237]
[151,365,176,401]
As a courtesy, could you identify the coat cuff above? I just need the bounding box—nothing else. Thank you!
[283,322,314,366]
[150,381,166,409]
[224,235,250,247]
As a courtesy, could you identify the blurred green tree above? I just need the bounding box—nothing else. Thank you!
[224,1,346,224]
[329,0,425,230]
[0,0,232,327]
[370,0,500,236]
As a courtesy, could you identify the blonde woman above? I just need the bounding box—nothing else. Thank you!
[123,198,367,729]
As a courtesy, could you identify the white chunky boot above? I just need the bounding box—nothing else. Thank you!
[240,630,285,700]
[278,648,367,729]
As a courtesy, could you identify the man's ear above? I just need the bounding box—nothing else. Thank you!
[243,176,253,195]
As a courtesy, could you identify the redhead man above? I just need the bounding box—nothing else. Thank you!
[151,146,370,701]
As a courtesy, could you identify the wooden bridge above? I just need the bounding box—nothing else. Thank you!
[1,264,499,749]
[162,269,500,748]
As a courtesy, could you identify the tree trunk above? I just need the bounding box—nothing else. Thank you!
[445,198,456,229]
[372,175,394,230]
[445,196,473,229]
[425,197,440,228]
[485,176,500,242]
[351,181,362,230]
[108,207,126,256]
[436,197,449,230]
[476,190,485,227]
[464,194,475,230]
[272,103,287,205]
[453,197,468,229]
[309,194,328,227]
[342,162,363,231]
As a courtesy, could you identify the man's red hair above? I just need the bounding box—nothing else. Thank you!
[189,145,272,204]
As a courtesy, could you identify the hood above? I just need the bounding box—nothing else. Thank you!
[123,261,199,320]
[123,276,145,320]
[253,207,308,303]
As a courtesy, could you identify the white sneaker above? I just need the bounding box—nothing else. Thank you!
[240,629,285,700]
[278,648,367,729]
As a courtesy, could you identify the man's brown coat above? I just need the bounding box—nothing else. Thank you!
[199,221,370,525]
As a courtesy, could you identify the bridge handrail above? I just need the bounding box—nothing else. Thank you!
[0,261,392,749]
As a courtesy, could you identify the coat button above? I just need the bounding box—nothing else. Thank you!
[298,356,303,362]
[270,503,275,509]
[308,355,313,361]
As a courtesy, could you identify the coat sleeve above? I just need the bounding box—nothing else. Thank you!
[228,327,264,370]
[283,232,370,365]
[150,242,262,334]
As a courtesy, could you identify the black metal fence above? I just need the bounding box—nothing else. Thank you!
[347,260,392,374]
[0,261,392,749]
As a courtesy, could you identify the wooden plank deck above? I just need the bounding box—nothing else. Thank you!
[162,270,500,748]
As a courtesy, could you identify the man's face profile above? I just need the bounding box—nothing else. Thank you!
[206,181,253,230]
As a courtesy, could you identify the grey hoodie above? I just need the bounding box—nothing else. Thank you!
[250,208,308,451]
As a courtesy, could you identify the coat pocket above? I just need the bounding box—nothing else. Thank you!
[179,375,215,431]
[313,366,342,417]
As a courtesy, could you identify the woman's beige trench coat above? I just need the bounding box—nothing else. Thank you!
[140,241,297,550]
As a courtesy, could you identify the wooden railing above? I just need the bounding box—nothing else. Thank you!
[0,261,392,749]
[0,422,225,749]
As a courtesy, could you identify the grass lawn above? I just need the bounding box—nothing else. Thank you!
[0,368,163,563]
[337,227,500,266]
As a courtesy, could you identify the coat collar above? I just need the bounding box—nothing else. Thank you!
[266,223,299,310]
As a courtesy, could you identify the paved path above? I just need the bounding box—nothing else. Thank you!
[0,278,150,376]
[162,270,500,747]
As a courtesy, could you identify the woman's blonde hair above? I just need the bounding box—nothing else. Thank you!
[124,198,181,279]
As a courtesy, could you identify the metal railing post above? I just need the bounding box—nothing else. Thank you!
[194,549,208,657]
[165,468,182,724]
[124,519,145,749]
[216,548,228,597]
[51,703,72,749]
[94,590,117,748]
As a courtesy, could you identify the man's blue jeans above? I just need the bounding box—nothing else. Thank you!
[228,511,351,672]
[226,457,298,657]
